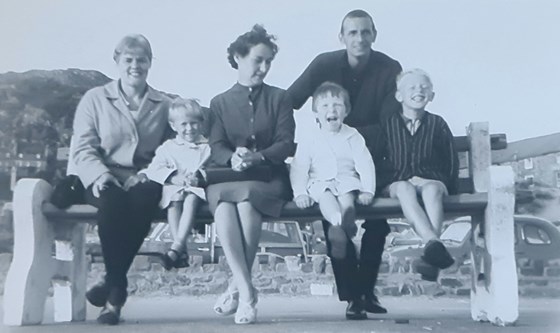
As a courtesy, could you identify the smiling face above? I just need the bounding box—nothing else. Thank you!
[235,43,274,87]
[116,48,151,88]
[169,109,202,143]
[313,92,349,132]
[339,17,376,60]
[396,73,434,112]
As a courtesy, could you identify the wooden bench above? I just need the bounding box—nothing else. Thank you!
[2,122,518,326]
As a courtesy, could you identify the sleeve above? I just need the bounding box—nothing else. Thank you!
[351,133,376,196]
[286,55,320,110]
[72,91,110,188]
[208,98,235,166]
[140,141,177,185]
[289,142,312,198]
[198,144,212,170]
[259,92,296,164]
[437,118,459,194]
[378,61,403,122]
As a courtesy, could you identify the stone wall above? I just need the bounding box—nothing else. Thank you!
[0,252,559,298]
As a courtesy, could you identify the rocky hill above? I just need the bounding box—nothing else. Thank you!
[0,69,112,147]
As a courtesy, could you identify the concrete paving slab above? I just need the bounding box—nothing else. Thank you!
[0,296,559,333]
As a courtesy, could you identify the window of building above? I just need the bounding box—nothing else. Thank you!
[524,158,534,169]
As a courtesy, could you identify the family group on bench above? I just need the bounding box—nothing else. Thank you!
[5,8,518,327]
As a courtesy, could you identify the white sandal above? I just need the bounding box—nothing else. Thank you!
[234,300,257,324]
[234,288,258,324]
[213,289,239,316]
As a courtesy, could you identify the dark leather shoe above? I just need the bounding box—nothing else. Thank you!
[422,240,455,269]
[363,295,387,314]
[86,282,109,307]
[97,302,121,325]
[345,300,367,320]
[413,258,440,282]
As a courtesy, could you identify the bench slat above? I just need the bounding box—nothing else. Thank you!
[454,133,506,152]
[42,192,488,223]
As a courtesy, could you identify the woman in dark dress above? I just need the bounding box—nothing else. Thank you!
[208,25,295,324]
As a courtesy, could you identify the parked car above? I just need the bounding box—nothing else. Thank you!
[385,215,560,265]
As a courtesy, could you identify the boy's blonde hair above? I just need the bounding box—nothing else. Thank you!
[169,98,204,122]
[396,68,433,90]
[311,81,351,113]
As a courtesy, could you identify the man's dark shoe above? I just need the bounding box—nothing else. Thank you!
[86,282,109,307]
[413,258,440,282]
[422,240,455,269]
[97,302,121,325]
[345,300,367,320]
[363,295,387,314]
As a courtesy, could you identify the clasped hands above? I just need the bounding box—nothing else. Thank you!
[231,147,263,172]
[293,191,375,209]
[168,171,200,187]
[92,172,149,198]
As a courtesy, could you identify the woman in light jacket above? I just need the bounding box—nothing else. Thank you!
[71,34,171,325]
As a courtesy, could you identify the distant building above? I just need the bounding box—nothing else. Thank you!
[503,153,560,187]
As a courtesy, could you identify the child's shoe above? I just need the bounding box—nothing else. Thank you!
[422,240,455,269]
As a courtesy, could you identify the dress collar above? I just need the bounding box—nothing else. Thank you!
[173,136,208,148]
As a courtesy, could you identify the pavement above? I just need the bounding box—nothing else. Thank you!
[0,296,559,333]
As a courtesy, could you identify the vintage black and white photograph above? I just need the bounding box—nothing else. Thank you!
[0,0,559,332]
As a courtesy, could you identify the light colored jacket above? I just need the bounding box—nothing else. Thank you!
[290,124,376,198]
[72,80,171,188]
[141,137,211,185]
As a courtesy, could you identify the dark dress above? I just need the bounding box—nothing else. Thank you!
[206,83,296,217]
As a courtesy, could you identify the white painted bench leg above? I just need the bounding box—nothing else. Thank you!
[478,166,518,326]
[53,223,87,322]
[470,214,491,322]
[3,179,55,325]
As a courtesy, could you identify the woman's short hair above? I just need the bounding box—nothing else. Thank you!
[311,81,351,113]
[169,98,204,122]
[113,34,153,62]
[227,24,278,69]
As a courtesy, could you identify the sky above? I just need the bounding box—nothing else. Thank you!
[1,0,559,142]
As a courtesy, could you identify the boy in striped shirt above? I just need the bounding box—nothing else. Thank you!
[382,69,458,281]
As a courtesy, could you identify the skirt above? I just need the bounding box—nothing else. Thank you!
[206,174,291,217]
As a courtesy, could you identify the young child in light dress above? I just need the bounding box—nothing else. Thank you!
[142,98,210,269]
[290,82,376,259]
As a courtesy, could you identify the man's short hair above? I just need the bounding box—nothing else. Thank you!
[340,9,376,34]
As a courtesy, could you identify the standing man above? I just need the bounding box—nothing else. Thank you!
[288,9,402,320]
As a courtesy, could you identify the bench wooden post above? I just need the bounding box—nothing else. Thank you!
[3,179,56,325]
[467,123,517,326]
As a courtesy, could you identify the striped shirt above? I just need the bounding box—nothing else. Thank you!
[382,111,459,193]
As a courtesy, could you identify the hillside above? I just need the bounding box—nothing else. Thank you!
[0,69,112,147]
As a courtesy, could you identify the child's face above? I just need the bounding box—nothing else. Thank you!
[169,111,202,143]
[314,93,348,132]
[396,73,434,111]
